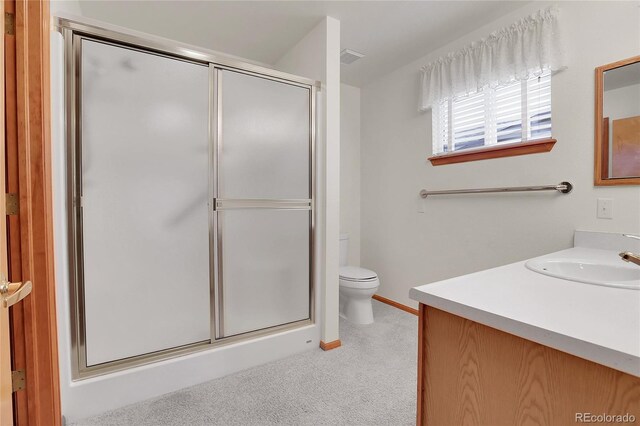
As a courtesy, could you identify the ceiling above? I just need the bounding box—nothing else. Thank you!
[79,1,527,87]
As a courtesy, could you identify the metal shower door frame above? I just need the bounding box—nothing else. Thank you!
[211,68,315,339]
[58,17,318,379]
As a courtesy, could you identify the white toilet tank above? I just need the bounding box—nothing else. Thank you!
[339,233,349,267]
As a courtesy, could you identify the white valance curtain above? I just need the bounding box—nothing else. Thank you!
[419,7,565,111]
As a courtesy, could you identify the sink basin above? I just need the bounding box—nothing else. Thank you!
[525,259,640,289]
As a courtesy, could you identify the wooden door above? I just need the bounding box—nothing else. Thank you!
[3,0,62,424]
[612,116,640,177]
[1,0,13,422]
[1,229,12,421]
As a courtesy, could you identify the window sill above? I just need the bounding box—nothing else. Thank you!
[428,138,557,166]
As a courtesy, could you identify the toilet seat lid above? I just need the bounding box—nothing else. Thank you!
[339,266,377,281]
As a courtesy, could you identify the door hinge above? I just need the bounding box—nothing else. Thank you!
[6,193,19,216]
[5,12,15,35]
[12,369,25,392]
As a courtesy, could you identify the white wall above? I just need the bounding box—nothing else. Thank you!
[49,6,327,421]
[604,83,640,120]
[51,0,81,15]
[275,17,341,345]
[340,83,361,266]
[360,1,640,309]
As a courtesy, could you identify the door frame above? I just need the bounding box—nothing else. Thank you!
[5,0,62,424]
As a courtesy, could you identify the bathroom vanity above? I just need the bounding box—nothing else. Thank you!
[410,232,640,425]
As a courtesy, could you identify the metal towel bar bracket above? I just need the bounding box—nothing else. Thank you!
[419,181,573,198]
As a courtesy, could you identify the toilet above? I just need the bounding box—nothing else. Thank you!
[339,233,380,325]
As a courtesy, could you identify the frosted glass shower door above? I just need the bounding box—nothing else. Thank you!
[216,70,311,338]
[79,39,211,366]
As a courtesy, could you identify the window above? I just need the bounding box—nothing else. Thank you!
[432,71,552,156]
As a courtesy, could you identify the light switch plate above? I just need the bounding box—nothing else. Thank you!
[597,198,613,219]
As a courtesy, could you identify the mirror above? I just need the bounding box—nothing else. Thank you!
[595,56,640,185]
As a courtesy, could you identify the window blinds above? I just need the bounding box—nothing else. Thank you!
[432,72,551,154]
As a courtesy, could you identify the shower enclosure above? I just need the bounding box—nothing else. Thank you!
[61,19,316,378]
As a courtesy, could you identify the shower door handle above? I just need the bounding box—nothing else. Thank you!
[214,199,311,210]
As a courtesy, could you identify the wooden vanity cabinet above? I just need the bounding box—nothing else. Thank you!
[416,305,640,426]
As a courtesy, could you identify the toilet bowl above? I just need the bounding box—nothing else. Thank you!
[339,234,380,325]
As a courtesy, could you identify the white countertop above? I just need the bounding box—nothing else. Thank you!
[409,246,640,377]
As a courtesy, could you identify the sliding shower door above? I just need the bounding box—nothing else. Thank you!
[214,70,312,338]
[66,25,315,377]
[77,39,211,367]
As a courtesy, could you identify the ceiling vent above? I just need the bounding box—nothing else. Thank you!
[340,49,365,65]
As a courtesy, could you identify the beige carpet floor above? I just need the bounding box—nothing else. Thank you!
[69,300,418,426]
